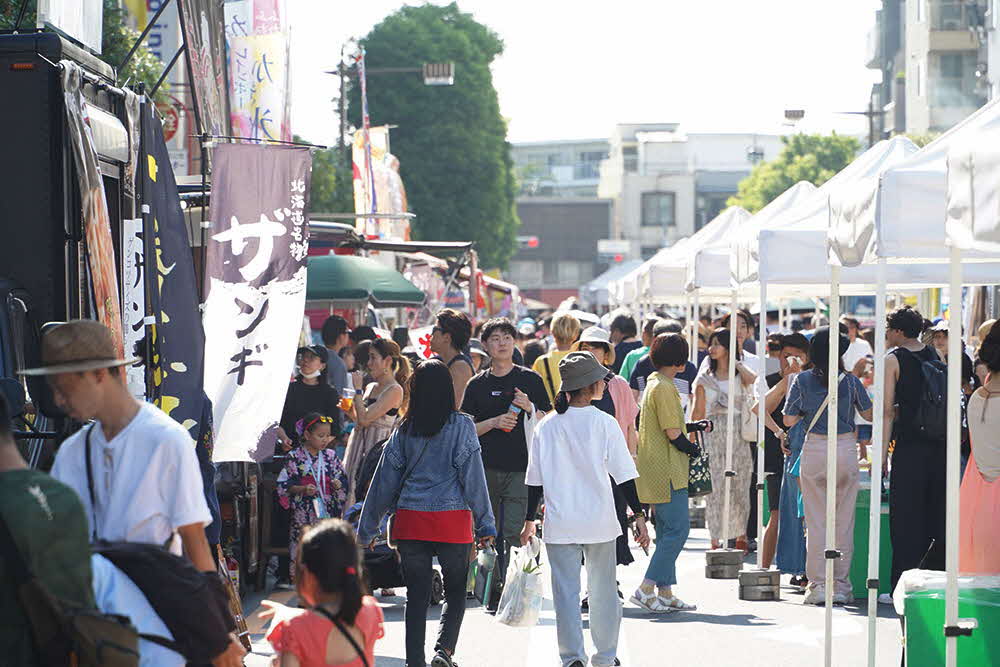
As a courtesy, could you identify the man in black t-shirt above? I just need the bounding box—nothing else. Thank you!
[882,306,947,590]
[462,318,551,607]
[629,320,697,411]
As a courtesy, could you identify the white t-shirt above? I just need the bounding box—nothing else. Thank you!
[91,554,185,667]
[842,338,874,425]
[525,405,638,544]
[52,402,212,555]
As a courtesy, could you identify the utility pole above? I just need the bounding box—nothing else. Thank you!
[338,45,347,159]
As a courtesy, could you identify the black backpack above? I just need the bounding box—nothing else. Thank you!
[354,438,388,503]
[898,348,948,441]
[0,511,140,667]
[84,427,236,663]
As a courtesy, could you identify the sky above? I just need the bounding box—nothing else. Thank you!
[288,1,884,145]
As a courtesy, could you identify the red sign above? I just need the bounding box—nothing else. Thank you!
[155,97,182,143]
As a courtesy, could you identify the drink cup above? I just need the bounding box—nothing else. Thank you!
[339,387,356,412]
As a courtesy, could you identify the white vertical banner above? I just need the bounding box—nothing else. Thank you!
[203,144,312,462]
[122,218,146,399]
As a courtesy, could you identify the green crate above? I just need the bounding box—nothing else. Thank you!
[850,486,893,599]
[904,587,1000,667]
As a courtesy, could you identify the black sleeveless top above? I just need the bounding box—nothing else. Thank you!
[891,345,942,444]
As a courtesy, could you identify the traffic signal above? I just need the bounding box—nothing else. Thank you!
[517,235,539,249]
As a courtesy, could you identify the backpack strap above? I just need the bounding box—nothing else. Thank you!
[313,606,369,667]
[542,357,557,399]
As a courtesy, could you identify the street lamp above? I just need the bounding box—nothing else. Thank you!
[326,52,455,155]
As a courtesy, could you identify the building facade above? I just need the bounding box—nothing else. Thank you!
[597,124,782,260]
[867,0,992,136]
[506,198,612,306]
[511,139,610,198]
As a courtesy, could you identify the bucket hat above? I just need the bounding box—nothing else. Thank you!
[557,351,614,393]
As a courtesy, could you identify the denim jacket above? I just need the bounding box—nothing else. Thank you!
[357,412,496,544]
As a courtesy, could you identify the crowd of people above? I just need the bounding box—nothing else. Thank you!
[4,302,1000,667]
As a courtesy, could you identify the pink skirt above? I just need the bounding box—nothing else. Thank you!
[959,451,1000,574]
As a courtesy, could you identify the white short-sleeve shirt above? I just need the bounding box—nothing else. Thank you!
[51,402,212,555]
[525,405,638,544]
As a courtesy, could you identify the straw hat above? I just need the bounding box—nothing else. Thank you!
[20,320,139,376]
[572,326,616,366]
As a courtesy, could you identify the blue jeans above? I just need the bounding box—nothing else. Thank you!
[644,488,689,587]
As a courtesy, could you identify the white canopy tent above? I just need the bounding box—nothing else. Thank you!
[637,206,751,303]
[830,97,1000,266]
[579,259,643,310]
[687,181,817,298]
[823,98,1000,667]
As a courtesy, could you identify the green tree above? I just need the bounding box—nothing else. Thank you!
[348,3,519,269]
[0,0,165,100]
[728,133,860,213]
[294,135,354,214]
[904,132,939,148]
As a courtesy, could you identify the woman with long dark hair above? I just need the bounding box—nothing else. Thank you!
[342,338,410,508]
[783,327,872,605]
[691,328,757,551]
[359,360,496,667]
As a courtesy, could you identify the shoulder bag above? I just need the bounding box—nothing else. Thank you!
[313,606,370,667]
[804,373,846,436]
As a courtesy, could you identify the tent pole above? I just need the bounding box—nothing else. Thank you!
[684,291,692,362]
[867,258,887,667]
[945,248,962,667]
[722,288,738,549]
[692,290,700,366]
[824,265,842,667]
[757,280,767,570]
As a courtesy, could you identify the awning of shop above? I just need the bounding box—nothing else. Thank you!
[306,255,426,307]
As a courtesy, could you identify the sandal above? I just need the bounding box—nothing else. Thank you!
[629,588,674,613]
[658,595,697,611]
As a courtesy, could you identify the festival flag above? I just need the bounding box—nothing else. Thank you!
[224,0,292,141]
[177,0,231,138]
[61,62,125,357]
[203,144,312,462]
[141,103,206,436]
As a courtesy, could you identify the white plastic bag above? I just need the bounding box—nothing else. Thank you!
[496,537,543,627]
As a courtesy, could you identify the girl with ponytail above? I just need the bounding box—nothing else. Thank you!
[342,338,406,509]
[263,518,384,666]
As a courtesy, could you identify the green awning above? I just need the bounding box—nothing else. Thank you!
[306,255,426,307]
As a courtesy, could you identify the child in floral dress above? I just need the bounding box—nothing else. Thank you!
[277,412,350,577]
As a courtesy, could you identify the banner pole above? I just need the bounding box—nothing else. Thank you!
[722,288,738,548]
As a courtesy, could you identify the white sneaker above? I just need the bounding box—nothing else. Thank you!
[832,592,850,605]
[803,588,825,605]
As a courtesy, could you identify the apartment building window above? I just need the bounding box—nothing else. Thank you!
[641,246,659,260]
[508,260,542,286]
[575,150,608,179]
[623,146,638,173]
[641,192,676,227]
[933,53,975,106]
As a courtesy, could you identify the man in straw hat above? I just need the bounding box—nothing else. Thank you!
[26,319,245,667]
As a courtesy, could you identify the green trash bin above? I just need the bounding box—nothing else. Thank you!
[850,485,893,599]
[904,584,1000,667]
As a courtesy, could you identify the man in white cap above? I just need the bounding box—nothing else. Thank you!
[25,319,244,667]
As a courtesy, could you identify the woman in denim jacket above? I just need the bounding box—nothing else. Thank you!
[359,359,496,667]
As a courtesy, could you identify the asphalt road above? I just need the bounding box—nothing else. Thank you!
[243,527,903,666]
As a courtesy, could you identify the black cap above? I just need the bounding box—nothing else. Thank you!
[297,345,329,363]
